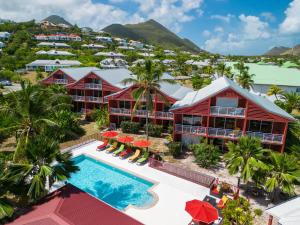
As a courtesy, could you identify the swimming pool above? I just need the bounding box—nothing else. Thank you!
[68,155,155,210]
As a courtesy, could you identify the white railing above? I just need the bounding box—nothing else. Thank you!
[86,96,102,103]
[155,111,173,119]
[246,131,283,144]
[210,106,245,117]
[84,83,102,89]
[175,124,207,135]
[110,107,131,115]
[71,95,85,101]
[208,127,242,138]
[135,110,154,117]
[55,79,68,84]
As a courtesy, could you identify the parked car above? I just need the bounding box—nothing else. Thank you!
[0,80,12,86]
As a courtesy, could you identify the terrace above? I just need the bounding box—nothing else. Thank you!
[210,106,245,117]
[175,124,207,136]
[85,83,102,90]
[110,108,174,119]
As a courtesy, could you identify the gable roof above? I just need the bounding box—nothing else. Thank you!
[58,67,99,80]
[171,76,295,121]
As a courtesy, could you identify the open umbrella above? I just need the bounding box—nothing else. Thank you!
[185,200,218,224]
[133,140,152,148]
[102,131,118,139]
[117,135,134,143]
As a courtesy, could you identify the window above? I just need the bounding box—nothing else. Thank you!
[248,120,272,133]
[119,101,130,109]
[216,97,238,107]
[296,87,300,93]
[182,115,202,126]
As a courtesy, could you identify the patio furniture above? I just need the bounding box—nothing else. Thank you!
[106,142,118,153]
[112,145,125,156]
[97,139,108,150]
[217,195,229,209]
[119,148,133,159]
[203,195,217,208]
[128,149,141,162]
[136,151,149,165]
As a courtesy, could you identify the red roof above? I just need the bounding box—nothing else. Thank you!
[8,184,143,225]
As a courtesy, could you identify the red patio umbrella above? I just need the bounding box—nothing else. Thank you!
[133,140,152,148]
[117,135,134,143]
[185,200,218,224]
[102,131,118,139]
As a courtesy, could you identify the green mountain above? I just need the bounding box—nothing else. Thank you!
[42,15,72,27]
[264,46,290,56]
[102,19,203,53]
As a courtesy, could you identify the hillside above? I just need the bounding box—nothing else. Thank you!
[102,19,203,53]
[281,44,300,56]
[264,46,290,56]
[42,15,72,27]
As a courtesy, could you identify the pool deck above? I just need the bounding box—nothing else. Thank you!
[69,141,211,225]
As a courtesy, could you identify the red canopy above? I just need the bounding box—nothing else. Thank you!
[185,200,218,224]
[102,131,118,139]
[133,140,152,148]
[117,135,134,143]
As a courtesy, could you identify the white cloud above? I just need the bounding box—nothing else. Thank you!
[210,14,235,23]
[279,0,300,34]
[202,30,211,37]
[214,26,223,33]
[260,12,276,22]
[239,14,270,39]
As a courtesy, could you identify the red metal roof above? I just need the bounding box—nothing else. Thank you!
[8,184,143,225]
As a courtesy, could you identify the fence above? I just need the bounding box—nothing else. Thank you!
[149,158,215,188]
[60,133,103,152]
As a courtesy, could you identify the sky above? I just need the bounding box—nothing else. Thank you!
[0,0,300,55]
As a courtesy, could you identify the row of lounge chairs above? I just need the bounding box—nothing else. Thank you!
[96,140,150,165]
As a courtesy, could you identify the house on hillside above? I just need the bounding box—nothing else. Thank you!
[100,58,128,69]
[26,59,81,72]
[170,77,295,152]
[129,40,144,49]
[0,31,10,39]
[36,50,75,56]
[81,43,105,49]
[37,42,70,48]
[35,34,81,41]
[95,51,125,58]
[95,36,112,43]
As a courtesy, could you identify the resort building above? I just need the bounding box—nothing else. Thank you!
[95,51,125,58]
[37,42,70,48]
[227,62,300,95]
[95,36,113,43]
[170,77,295,152]
[36,50,75,56]
[34,34,81,41]
[129,40,144,49]
[0,31,10,39]
[100,58,128,69]
[26,59,81,72]
[81,43,105,49]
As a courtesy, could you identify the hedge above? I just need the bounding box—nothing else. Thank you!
[120,121,140,134]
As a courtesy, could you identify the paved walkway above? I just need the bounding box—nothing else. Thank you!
[70,141,211,225]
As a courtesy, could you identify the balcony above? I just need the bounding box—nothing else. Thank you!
[110,107,131,115]
[71,95,85,101]
[246,131,283,144]
[210,106,245,117]
[85,83,102,90]
[175,124,207,135]
[155,111,173,119]
[55,79,68,84]
[86,96,103,103]
[208,127,242,139]
[135,110,154,117]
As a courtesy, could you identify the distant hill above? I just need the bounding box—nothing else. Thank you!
[102,19,203,53]
[42,15,72,27]
[264,46,290,56]
[281,44,300,56]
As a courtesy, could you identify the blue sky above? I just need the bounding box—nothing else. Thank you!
[1,0,300,55]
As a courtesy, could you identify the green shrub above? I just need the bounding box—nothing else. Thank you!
[167,125,173,134]
[168,141,181,158]
[189,139,221,168]
[120,121,140,134]
[146,124,163,137]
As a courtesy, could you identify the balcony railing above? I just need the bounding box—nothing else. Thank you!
[246,131,283,144]
[135,110,154,117]
[86,96,103,103]
[155,111,173,119]
[85,83,102,89]
[71,95,85,101]
[175,124,207,135]
[210,106,245,117]
[55,79,68,84]
[208,127,242,138]
[110,107,131,115]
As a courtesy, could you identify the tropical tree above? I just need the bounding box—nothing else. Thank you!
[264,152,300,201]
[191,75,212,90]
[122,60,175,139]
[0,161,14,220]
[267,85,283,100]
[216,62,233,79]
[224,136,269,187]
[278,92,300,113]
[236,70,254,90]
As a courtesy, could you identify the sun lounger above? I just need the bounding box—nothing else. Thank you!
[112,144,125,156]
[106,142,118,153]
[97,139,108,150]
[128,149,141,162]
[136,151,149,165]
[217,195,229,209]
[119,148,133,159]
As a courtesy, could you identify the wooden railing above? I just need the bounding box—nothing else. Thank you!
[60,133,103,152]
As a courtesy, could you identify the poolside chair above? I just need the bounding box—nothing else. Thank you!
[136,151,150,165]
[97,139,108,151]
[128,149,141,162]
[112,144,125,156]
[105,142,118,153]
[119,148,133,159]
[217,195,229,209]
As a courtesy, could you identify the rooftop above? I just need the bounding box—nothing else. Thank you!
[27,59,81,66]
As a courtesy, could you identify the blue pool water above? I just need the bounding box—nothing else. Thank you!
[68,155,154,210]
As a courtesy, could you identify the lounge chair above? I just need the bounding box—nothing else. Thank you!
[119,148,133,159]
[112,144,125,156]
[97,139,108,150]
[105,142,118,153]
[217,195,229,209]
[128,149,141,162]
[136,151,150,165]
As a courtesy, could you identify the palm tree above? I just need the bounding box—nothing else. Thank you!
[264,152,300,201]
[236,70,254,90]
[224,136,269,187]
[279,92,300,113]
[5,135,78,201]
[216,62,233,79]
[122,60,175,139]
[267,85,283,100]
[0,162,14,220]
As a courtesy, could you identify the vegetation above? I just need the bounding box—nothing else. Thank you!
[120,121,140,134]
[191,75,212,90]
[234,62,254,90]
[216,62,233,79]
[267,85,283,100]
[145,124,163,137]
[168,142,181,158]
